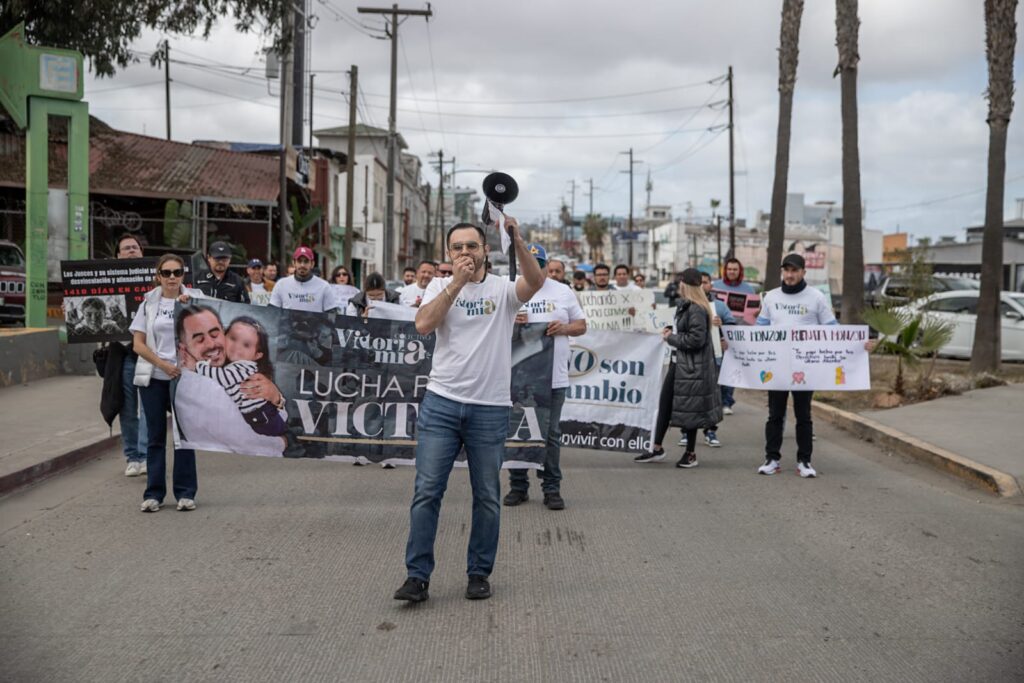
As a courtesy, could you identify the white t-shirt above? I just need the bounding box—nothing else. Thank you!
[129,296,178,380]
[399,283,427,307]
[422,274,524,406]
[756,285,837,326]
[173,371,285,457]
[520,278,586,389]
[614,281,640,290]
[249,282,272,306]
[269,275,335,312]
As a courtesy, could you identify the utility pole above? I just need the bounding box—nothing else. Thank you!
[278,8,295,267]
[728,65,736,257]
[292,0,306,146]
[620,147,642,266]
[568,178,576,253]
[344,66,358,273]
[436,149,445,256]
[357,3,433,280]
[586,177,594,215]
[308,73,314,150]
[163,41,171,140]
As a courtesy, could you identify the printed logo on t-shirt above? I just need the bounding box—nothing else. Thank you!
[456,296,497,317]
[773,302,808,316]
[523,299,556,315]
[288,293,317,304]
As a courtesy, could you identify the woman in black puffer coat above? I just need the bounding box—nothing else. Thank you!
[635,268,723,468]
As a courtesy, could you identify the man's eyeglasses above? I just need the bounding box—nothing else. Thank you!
[438,267,453,275]
[159,268,184,278]
[449,242,481,253]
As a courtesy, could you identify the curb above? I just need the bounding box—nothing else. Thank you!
[812,401,1021,498]
[0,434,120,497]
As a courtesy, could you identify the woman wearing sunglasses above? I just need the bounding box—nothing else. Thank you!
[130,254,205,513]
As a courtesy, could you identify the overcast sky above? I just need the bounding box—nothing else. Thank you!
[83,0,1024,242]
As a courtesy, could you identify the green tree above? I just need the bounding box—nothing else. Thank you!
[836,0,865,324]
[971,0,1018,373]
[1,1,286,77]
[765,0,804,291]
[582,213,608,263]
[863,307,955,396]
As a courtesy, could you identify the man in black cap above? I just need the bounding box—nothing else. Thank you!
[755,253,874,478]
[197,241,250,303]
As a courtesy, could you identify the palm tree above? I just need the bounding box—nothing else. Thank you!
[765,0,804,290]
[971,0,1018,373]
[582,213,608,262]
[836,0,864,324]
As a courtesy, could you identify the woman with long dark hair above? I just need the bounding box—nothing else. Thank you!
[130,254,205,512]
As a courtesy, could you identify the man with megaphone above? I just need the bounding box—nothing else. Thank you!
[394,203,546,604]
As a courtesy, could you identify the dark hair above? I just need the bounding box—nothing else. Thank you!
[724,257,743,269]
[593,263,610,275]
[699,270,712,280]
[330,265,350,282]
[613,263,629,275]
[417,260,437,270]
[81,297,106,311]
[225,316,274,379]
[403,266,416,274]
[446,222,487,246]
[117,234,142,252]
[174,303,222,348]
[572,270,587,279]
[364,271,386,291]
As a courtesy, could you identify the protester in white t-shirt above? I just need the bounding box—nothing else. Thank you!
[398,260,437,307]
[504,243,586,511]
[245,258,274,306]
[268,246,335,312]
[613,263,639,290]
[754,253,875,478]
[394,218,546,605]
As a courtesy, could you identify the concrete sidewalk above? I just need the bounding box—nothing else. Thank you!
[0,375,120,494]
[813,383,1024,497]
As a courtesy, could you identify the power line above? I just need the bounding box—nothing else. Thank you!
[399,35,433,150]
[868,173,1024,213]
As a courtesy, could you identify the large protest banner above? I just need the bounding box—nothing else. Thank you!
[560,330,666,453]
[61,258,194,343]
[575,288,656,331]
[172,300,551,467]
[720,324,871,391]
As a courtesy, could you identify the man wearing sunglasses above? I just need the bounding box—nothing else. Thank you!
[196,241,250,303]
[394,217,546,604]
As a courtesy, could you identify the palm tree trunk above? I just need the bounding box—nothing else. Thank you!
[971,0,1017,374]
[765,0,804,291]
[837,0,864,324]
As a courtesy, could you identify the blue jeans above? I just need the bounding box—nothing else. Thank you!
[720,384,735,408]
[121,353,149,463]
[405,391,510,581]
[139,378,197,503]
[509,387,566,494]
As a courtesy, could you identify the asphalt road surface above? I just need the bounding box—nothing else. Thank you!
[2,403,1021,682]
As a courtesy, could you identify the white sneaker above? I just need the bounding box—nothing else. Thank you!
[176,498,196,511]
[723,406,734,416]
[797,462,817,478]
[381,462,396,469]
[757,460,781,475]
[139,461,147,475]
[124,462,141,477]
[677,435,688,447]
[140,499,160,512]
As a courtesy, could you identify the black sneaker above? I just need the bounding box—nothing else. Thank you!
[543,492,565,510]
[466,575,492,600]
[393,577,429,602]
[676,452,698,468]
[634,448,666,463]
[503,490,529,506]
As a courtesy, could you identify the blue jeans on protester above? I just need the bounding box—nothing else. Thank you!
[720,384,735,408]
[509,387,566,494]
[405,391,510,581]
[139,378,197,503]
[121,353,149,463]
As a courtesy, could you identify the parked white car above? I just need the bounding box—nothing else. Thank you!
[900,290,1024,361]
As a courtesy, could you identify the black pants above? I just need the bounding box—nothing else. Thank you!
[765,390,814,464]
[654,362,707,451]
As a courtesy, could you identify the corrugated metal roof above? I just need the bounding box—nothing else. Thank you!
[0,127,280,203]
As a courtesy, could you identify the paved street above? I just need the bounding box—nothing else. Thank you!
[2,401,1022,682]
